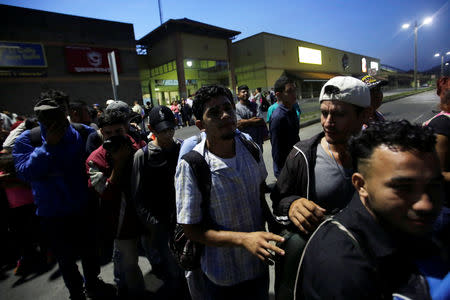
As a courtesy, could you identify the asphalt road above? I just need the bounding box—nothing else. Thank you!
[0,90,440,300]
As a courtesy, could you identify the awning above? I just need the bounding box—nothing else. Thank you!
[284,70,342,81]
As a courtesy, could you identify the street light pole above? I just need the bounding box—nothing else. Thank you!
[414,21,418,90]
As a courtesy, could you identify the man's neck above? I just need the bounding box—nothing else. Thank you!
[239,98,249,105]
[153,138,176,150]
[206,136,235,158]
[280,101,293,110]
[321,137,351,167]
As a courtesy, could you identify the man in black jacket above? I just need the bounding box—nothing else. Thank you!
[299,120,446,299]
[130,105,187,298]
[271,76,371,234]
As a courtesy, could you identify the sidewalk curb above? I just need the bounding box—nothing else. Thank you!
[299,88,435,129]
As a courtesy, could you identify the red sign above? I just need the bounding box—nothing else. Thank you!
[64,46,121,73]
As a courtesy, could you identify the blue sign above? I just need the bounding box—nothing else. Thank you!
[0,41,47,68]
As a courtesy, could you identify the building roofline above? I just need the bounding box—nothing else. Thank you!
[233,31,379,61]
[137,18,240,45]
[0,4,133,26]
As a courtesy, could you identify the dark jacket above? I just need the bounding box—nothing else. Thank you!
[269,104,300,177]
[270,132,324,229]
[86,134,144,239]
[131,140,181,226]
[299,194,437,300]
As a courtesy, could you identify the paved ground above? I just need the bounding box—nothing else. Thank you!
[0,90,440,299]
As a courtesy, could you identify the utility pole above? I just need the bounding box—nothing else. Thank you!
[158,0,163,25]
[414,20,417,90]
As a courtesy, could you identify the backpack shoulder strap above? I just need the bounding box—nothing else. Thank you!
[29,126,42,147]
[181,150,212,221]
[238,134,260,163]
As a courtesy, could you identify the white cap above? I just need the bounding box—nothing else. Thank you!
[319,76,370,108]
[106,99,114,106]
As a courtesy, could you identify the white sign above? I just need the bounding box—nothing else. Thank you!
[298,47,322,65]
[370,61,379,71]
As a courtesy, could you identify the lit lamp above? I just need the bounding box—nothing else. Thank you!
[434,51,450,77]
[402,17,433,89]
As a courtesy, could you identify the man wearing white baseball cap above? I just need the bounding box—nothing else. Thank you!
[271,76,371,235]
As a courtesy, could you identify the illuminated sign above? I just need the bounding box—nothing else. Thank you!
[370,61,379,71]
[361,58,367,73]
[298,47,322,65]
[0,41,47,68]
[65,46,121,73]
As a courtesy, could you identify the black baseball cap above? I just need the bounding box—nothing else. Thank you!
[360,75,388,89]
[149,106,176,132]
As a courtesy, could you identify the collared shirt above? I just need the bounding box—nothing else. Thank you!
[235,101,265,147]
[269,103,300,177]
[175,136,268,286]
[300,193,438,299]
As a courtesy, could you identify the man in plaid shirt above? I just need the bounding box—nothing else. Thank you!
[175,85,285,300]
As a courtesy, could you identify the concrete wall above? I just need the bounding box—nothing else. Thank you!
[232,34,268,89]
[181,33,228,60]
[0,5,142,114]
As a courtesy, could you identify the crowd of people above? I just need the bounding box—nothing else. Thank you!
[0,75,448,300]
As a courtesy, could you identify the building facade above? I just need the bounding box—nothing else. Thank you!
[137,18,240,106]
[233,32,381,98]
[0,5,142,114]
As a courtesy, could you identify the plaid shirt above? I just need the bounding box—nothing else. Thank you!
[175,136,268,286]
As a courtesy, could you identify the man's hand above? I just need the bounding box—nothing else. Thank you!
[289,198,326,235]
[46,120,68,145]
[111,143,133,167]
[241,231,285,263]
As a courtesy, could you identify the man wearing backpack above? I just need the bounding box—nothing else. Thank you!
[130,105,188,298]
[235,85,267,152]
[175,85,285,300]
[298,120,448,299]
[13,95,113,300]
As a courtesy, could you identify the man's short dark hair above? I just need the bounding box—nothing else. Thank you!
[192,85,233,120]
[39,89,69,110]
[237,85,249,91]
[97,110,129,128]
[274,76,294,94]
[69,100,88,113]
[349,120,436,172]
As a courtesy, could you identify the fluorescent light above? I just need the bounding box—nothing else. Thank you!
[423,17,432,25]
[361,58,367,73]
[446,63,449,66]
[446,51,450,55]
[298,47,322,65]
[402,23,410,29]
[435,53,440,57]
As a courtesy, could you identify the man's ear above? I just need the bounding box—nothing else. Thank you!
[195,119,204,131]
[360,107,372,124]
[352,172,369,199]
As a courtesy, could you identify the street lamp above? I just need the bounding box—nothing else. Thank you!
[434,51,450,77]
[402,17,433,90]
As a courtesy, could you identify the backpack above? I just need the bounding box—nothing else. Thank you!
[422,111,450,127]
[169,134,274,271]
[29,123,90,147]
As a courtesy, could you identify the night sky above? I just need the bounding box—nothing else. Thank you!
[2,0,449,71]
